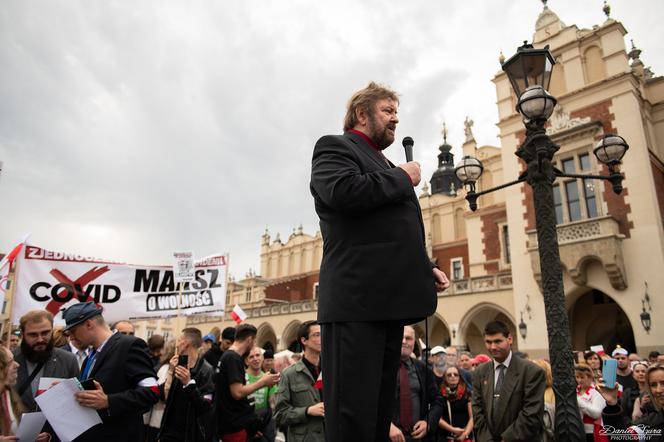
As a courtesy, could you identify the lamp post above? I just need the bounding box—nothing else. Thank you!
[455,42,629,442]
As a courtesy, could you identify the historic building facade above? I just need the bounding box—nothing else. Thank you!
[171,5,662,357]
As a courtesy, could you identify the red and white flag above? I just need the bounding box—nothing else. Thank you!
[314,371,323,391]
[230,304,247,324]
[0,233,31,272]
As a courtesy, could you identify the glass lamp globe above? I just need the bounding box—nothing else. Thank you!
[455,156,484,184]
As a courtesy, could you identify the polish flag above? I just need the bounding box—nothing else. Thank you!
[314,371,323,391]
[230,304,247,324]
[0,233,31,272]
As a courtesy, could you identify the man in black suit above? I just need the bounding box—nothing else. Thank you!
[471,320,545,442]
[62,302,159,442]
[310,81,450,442]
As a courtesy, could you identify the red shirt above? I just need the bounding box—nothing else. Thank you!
[348,129,413,185]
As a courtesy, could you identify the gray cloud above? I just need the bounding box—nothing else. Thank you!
[1,0,662,276]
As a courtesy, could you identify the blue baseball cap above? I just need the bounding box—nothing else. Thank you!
[62,301,103,331]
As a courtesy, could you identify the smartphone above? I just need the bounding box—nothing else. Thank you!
[602,358,618,388]
[178,354,188,367]
[80,379,96,391]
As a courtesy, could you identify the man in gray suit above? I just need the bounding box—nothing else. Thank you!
[471,320,545,442]
[14,310,79,411]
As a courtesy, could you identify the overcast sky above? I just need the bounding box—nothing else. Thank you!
[1,0,663,279]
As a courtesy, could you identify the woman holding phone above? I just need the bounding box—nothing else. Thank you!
[599,363,664,440]
[0,346,51,442]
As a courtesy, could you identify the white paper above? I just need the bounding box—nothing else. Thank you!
[37,377,63,395]
[35,378,102,442]
[16,412,47,442]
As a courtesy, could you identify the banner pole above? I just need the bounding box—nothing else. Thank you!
[4,263,18,346]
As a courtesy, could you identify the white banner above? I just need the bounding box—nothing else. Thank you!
[12,245,227,324]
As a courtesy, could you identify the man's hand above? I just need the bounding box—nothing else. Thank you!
[260,372,281,387]
[307,402,325,417]
[75,380,109,410]
[411,420,428,439]
[389,423,405,442]
[398,162,421,186]
[174,365,191,385]
[433,267,450,291]
[36,433,52,442]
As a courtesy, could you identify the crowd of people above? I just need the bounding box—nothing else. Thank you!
[0,306,662,442]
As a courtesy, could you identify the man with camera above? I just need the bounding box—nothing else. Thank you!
[158,327,215,442]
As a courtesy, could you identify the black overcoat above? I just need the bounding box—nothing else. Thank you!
[310,131,437,323]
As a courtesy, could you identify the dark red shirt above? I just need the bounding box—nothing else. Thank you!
[348,129,413,185]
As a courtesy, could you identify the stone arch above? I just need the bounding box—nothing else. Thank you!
[256,322,277,352]
[568,288,636,353]
[458,303,518,354]
[584,46,605,84]
[280,319,302,352]
[412,312,452,354]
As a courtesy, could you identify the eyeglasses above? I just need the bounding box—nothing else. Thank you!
[446,373,459,377]
[308,332,321,338]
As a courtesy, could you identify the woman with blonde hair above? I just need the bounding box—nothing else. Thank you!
[533,359,555,441]
[599,363,664,439]
[575,363,608,441]
[0,346,51,441]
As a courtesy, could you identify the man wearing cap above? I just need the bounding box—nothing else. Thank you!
[612,347,637,392]
[612,346,639,419]
[205,326,235,371]
[430,346,447,388]
[63,301,159,442]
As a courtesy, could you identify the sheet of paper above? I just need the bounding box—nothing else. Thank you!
[37,377,64,395]
[35,377,102,442]
[16,412,47,442]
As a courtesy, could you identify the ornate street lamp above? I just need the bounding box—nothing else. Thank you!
[455,42,630,442]
[640,301,652,333]
[518,313,528,340]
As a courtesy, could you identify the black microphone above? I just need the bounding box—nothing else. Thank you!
[402,136,414,162]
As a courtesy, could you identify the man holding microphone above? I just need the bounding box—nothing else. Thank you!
[310,81,449,442]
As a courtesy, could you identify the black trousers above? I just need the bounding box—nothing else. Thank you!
[321,321,403,442]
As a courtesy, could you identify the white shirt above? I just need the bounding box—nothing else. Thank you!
[493,351,513,388]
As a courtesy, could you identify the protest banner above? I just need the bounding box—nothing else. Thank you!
[11,245,227,324]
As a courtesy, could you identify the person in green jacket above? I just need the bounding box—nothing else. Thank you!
[274,320,324,441]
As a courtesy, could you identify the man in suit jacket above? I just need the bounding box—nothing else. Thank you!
[14,310,80,411]
[310,81,450,442]
[390,326,444,442]
[471,320,545,442]
[62,302,159,442]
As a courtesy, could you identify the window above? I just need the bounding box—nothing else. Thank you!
[245,287,252,302]
[451,258,464,280]
[553,185,564,224]
[502,225,511,265]
[313,282,319,300]
[553,152,601,224]
[146,329,155,339]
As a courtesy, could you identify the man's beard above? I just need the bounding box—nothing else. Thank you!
[368,112,395,150]
[21,338,54,364]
